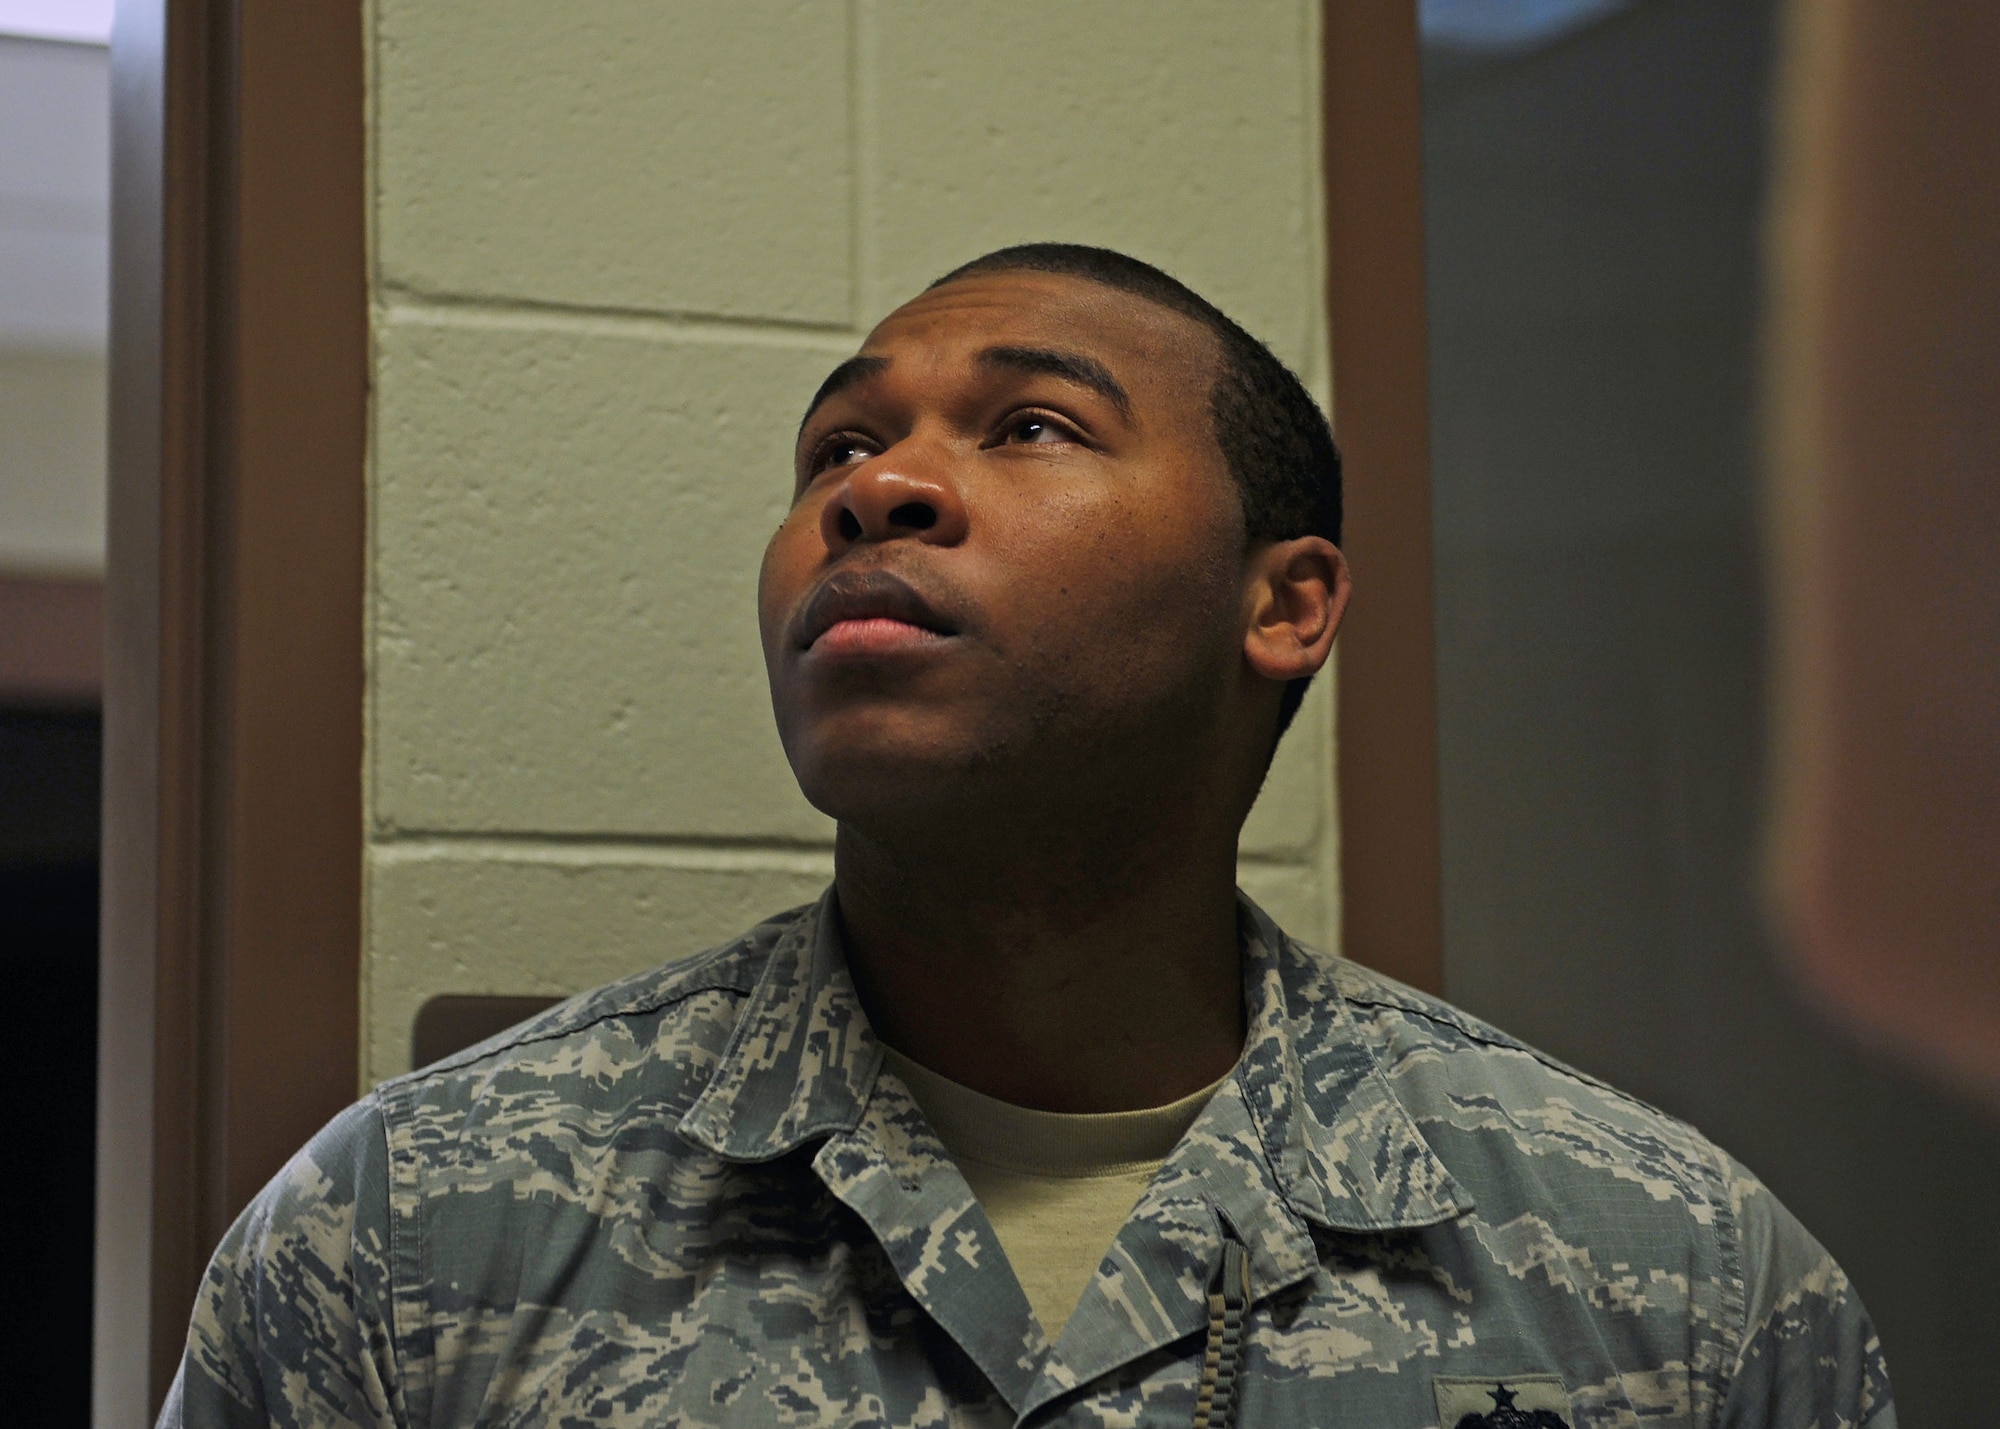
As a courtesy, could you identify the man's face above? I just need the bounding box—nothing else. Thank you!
[759,270,1252,823]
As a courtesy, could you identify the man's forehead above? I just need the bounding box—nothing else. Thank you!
[861,270,1212,373]
[795,273,1217,440]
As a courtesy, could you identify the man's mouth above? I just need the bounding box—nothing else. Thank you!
[792,569,961,654]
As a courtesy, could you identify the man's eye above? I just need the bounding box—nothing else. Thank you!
[1001,413,1072,445]
[811,435,875,473]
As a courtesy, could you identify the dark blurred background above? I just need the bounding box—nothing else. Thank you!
[1423,1,2000,1421]
[0,708,100,1421]
[0,14,110,1424]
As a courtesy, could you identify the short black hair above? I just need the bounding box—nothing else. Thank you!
[929,243,1342,735]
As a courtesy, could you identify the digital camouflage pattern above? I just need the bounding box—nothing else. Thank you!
[163,892,1894,1428]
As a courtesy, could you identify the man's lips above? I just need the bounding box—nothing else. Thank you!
[790,569,962,653]
[811,616,948,657]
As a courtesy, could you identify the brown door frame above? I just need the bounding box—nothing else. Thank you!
[0,575,105,705]
[1323,1,1445,994]
[96,0,367,1416]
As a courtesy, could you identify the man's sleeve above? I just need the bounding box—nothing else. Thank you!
[1716,1155,1896,1429]
[157,1097,408,1429]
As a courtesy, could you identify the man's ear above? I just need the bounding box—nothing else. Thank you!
[1241,536,1351,683]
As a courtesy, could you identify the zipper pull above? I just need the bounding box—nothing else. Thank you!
[1192,1236,1251,1429]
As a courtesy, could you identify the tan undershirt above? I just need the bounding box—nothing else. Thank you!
[879,1046,1230,1343]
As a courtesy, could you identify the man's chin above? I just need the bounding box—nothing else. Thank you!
[787,739,1007,827]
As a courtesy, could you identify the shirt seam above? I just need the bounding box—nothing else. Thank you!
[370,1087,427,1429]
[954,1150,1166,1181]
[384,946,765,1089]
[1703,1137,1748,1427]
[1342,990,1688,1125]
[231,1190,281,1418]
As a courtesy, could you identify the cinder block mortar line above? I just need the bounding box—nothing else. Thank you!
[376,291,864,352]
[849,0,880,326]
[369,829,836,865]
[1238,848,1321,870]
[367,829,1318,872]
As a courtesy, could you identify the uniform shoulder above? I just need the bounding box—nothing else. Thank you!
[1300,942,1731,1208]
[1297,945,1894,1427]
[372,902,811,1126]
[165,904,821,1424]
[1320,946,1668,1107]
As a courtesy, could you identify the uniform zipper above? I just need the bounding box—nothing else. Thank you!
[1191,1236,1251,1429]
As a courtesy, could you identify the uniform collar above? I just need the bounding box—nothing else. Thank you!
[678,887,1472,1233]
[678,886,882,1159]
[1029,904,1473,1412]
[1232,897,1473,1232]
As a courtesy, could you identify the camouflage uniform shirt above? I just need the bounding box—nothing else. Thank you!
[165,892,1895,1428]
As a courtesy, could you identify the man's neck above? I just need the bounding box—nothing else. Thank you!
[832,813,1245,1114]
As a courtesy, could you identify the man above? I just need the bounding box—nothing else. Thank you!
[166,245,1893,1427]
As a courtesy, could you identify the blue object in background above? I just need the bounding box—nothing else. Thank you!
[1421,0,1634,52]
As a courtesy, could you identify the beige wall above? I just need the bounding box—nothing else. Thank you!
[364,0,1338,1084]
[0,36,110,578]
[0,348,106,576]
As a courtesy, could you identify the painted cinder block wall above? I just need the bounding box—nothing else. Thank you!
[363,0,1339,1084]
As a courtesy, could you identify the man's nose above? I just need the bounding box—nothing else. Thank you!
[820,449,969,552]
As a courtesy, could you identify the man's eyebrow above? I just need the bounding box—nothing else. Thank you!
[979,345,1132,420]
[797,354,890,438]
